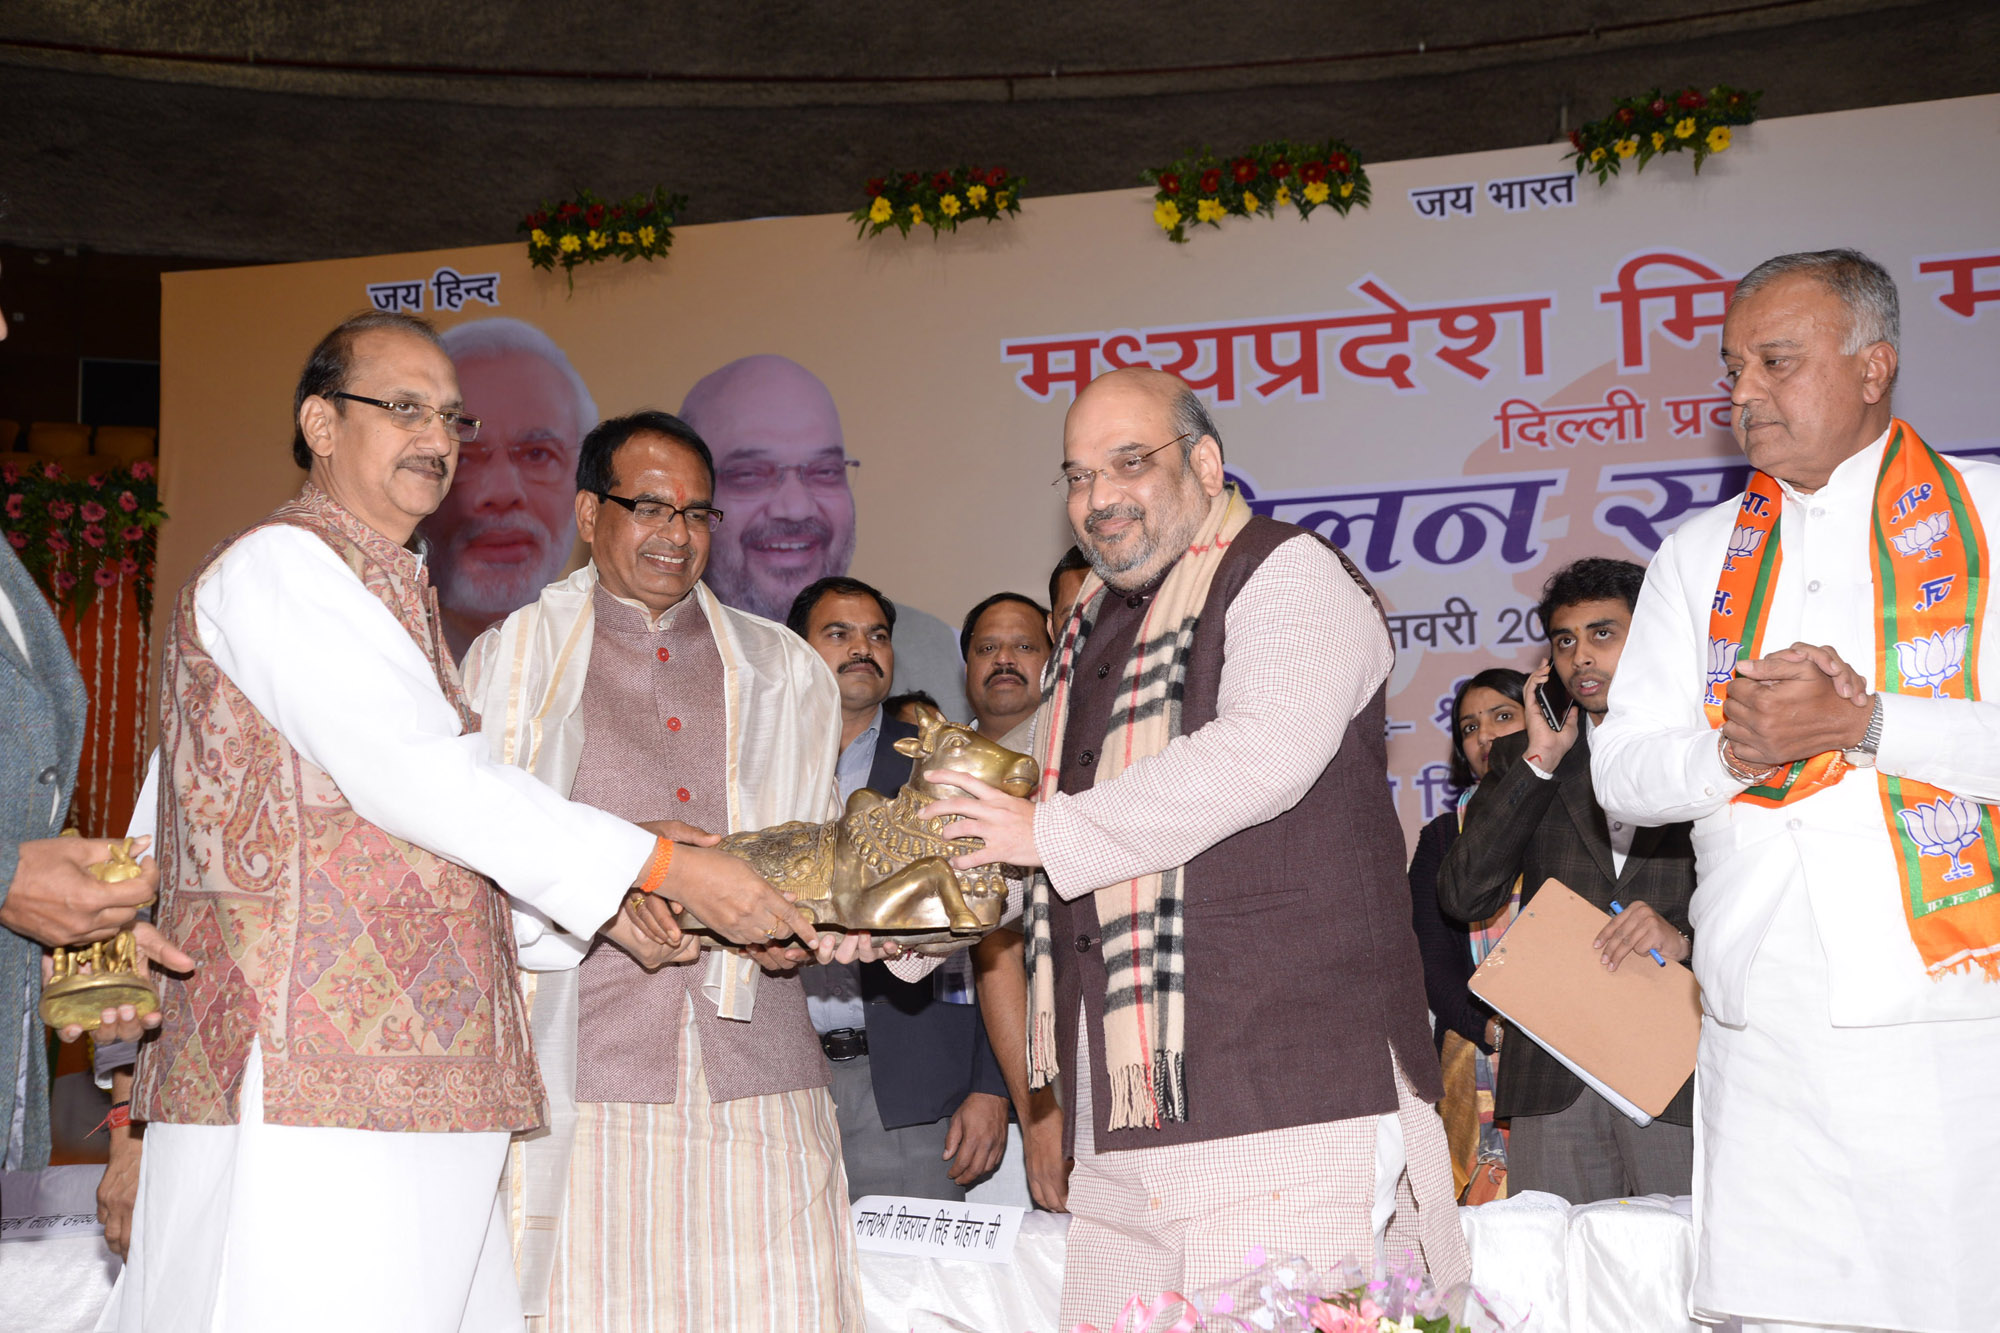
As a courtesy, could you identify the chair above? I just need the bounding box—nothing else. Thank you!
[26,422,92,458]
[91,426,157,464]
[0,419,19,453]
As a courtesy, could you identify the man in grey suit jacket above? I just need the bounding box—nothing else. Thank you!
[1437,557,1697,1203]
[0,539,165,1169]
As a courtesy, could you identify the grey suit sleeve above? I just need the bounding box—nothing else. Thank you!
[1435,750,1562,924]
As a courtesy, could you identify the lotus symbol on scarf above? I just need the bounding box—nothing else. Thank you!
[1723,524,1765,572]
[1893,625,1969,697]
[1890,510,1951,561]
[1896,794,1985,882]
[1705,637,1741,705]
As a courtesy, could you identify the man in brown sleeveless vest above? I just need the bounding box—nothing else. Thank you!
[106,314,811,1333]
[930,368,1470,1326]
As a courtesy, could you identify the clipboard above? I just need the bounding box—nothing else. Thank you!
[1467,878,1702,1125]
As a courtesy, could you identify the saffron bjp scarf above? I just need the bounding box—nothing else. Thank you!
[1024,487,1252,1131]
[1706,419,2000,979]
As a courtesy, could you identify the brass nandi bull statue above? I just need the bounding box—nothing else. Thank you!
[676,705,1037,956]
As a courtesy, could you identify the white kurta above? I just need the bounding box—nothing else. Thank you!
[104,525,659,1333]
[1592,427,2000,1330]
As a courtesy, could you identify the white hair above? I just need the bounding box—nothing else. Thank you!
[1734,248,1901,355]
[439,317,597,436]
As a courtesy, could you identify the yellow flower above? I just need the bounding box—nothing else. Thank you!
[1195,198,1227,223]
[638,225,657,246]
[1675,116,1697,139]
[1273,184,1291,206]
[1652,131,1667,151]
[998,190,1014,208]
[1153,199,1182,231]
[1616,136,1639,159]
[1240,191,1258,213]
[586,229,607,249]
[1303,181,1330,205]
[940,194,962,217]
[1707,125,1732,153]
[909,203,924,223]
[868,195,893,224]
[617,231,634,246]
[558,233,582,253]
[1339,181,1354,198]
[1590,147,1607,163]
[966,183,989,207]
[530,229,550,248]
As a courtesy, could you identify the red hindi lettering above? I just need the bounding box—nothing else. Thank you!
[1916,254,2000,319]
[1001,335,1103,401]
[1597,252,1737,371]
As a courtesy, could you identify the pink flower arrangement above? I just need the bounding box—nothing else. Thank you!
[123,524,144,542]
[4,494,20,519]
[93,567,118,588]
[130,460,155,480]
[52,569,77,593]
[81,524,106,549]
[6,532,24,550]
[118,491,138,512]
[81,500,107,523]
[0,459,164,615]
[47,499,75,521]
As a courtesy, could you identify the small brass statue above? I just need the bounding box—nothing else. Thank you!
[678,705,1036,956]
[39,836,160,1032]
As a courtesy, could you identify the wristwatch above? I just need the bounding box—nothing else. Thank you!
[1844,693,1885,768]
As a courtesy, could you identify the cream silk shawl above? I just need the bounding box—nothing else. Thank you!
[461,563,841,1317]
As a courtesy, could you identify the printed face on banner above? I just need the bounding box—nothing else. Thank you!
[1720,272,1898,489]
[681,355,858,622]
[576,432,714,615]
[421,325,592,656]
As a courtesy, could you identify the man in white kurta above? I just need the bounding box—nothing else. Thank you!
[104,315,810,1333]
[1593,250,2000,1333]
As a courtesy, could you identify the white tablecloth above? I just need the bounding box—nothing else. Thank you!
[6,1165,1728,1333]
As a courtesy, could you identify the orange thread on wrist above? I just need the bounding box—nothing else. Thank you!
[638,837,675,895]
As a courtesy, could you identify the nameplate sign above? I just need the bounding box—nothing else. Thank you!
[850,1195,1023,1265]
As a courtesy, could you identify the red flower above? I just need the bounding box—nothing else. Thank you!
[119,555,139,576]
[865,177,886,196]
[118,491,138,512]
[1157,172,1182,195]
[1568,130,1583,150]
[1230,157,1257,184]
[1616,107,1635,125]
[0,464,15,484]
[81,500,107,523]
[932,171,954,192]
[1649,97,1669,117]
[610,206,624,219]
[130,460,155,480]
[584,205,606,228]
[1299,160,1328,184]
[94,567,118,588]
[528,211,547,227]
[1270,159,1291,179]
[6,532,24,550]
[988,168,1007,185]
[42,462,62,481]
[1677,88,1706,110]
[123,524,144,542]
[638,203,654,217]
[556,202,581,220]
[47,499,74,521]
[81,524,105,548]
[4,494,20,519]
[85,473,105,488]
[1329,151,1352,175]
[52,569,76,593]
[46,532,69,553]
[903,172,921,186]
[1198,168,1222,194]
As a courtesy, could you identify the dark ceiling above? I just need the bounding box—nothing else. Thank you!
[2,0,1995,263]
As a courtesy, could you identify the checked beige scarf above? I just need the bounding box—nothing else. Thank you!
[1027,487,1252,1131]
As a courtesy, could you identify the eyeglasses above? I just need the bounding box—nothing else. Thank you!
[1053,435,1191,493]
[714,458,860,494]
[331,392,481,443]
[593,491,725,531]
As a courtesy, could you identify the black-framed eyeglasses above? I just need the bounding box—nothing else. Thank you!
[593,491,725,531]
[1053,434,1191,493]
[331,392,482,443]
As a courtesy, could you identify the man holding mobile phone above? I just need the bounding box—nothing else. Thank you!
[1436,557,1698,1202]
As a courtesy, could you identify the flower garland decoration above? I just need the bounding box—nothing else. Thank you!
[1,458,165,616]
[1567,85,1761,184]
[851,167,1022,239]
[521,187,687,287]
[1145,139,1370,243]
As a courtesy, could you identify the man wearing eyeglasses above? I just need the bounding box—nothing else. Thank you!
[680,353,972,724]
[422,317,597,660]
[925,367,1467,1326]
[104,314,814,1333]
[463,409,909,1331]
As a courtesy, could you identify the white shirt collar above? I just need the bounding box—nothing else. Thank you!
[1775,423,1894,505]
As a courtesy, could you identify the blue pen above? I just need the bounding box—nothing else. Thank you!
[1608,900,1666,966]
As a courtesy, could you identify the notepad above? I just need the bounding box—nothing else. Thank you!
[1468,878,1703,1125]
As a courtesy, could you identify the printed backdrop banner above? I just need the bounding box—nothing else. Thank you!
[157,94,2000,843]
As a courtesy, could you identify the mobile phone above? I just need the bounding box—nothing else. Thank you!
[1536,670,1573,732]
